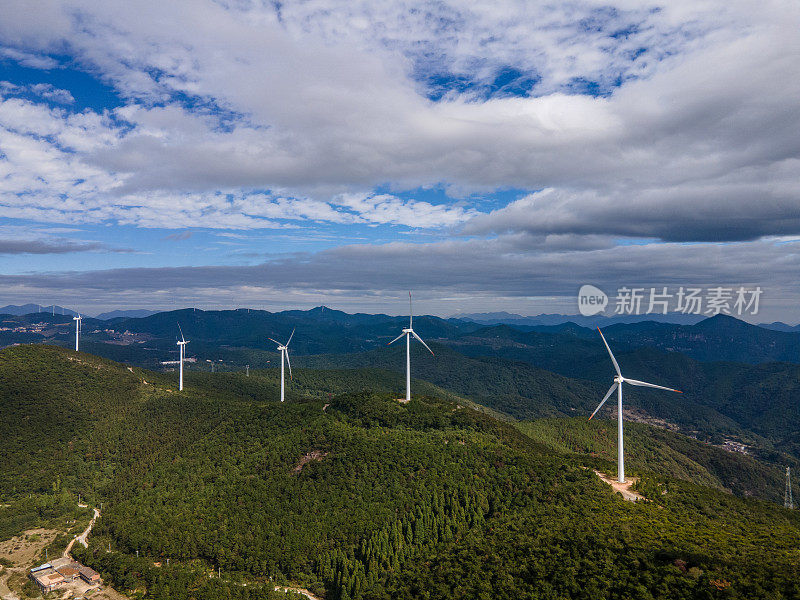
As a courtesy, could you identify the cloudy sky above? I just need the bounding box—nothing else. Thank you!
[1,0,799,320]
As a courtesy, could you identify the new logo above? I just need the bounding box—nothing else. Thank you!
[578,284,608,316]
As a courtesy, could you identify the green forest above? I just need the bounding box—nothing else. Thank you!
[2,345,799,599]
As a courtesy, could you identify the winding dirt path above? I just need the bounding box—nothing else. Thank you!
[65,507,100,558]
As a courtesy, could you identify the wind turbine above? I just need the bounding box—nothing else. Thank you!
[388,292,434,403]
[73,314,82,351]
[177,323,189,391]
[590,327,682,483]
[268,328,294,402]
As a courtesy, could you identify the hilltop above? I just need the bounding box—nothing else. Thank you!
[1,345,799,600]
[6,307,800,466]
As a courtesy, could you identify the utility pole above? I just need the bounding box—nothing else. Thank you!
[785,466,794,509]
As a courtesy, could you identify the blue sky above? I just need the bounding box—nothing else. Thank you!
[0,1,799,321]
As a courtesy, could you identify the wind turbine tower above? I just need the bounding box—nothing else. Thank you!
[177,324,189,391]
[786,466,794,509]
[388,292,434,403]
[73,314,82,351]
[590,327,682,483]
[268,329,295,402]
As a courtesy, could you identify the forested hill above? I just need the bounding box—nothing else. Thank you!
[4,307,800,366]
[428,332,800,450]
[452,314,800,364]
[2,344,799,600]
[517,418,797,505]
[296,343,800,456]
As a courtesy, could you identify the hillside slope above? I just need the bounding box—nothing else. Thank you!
[517,418,796,504]
[2,345,799,600]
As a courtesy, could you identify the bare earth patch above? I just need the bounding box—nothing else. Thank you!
[0,528,59,600]
[292,451,329,474]
[593,470,645,502]
[274,585,323,600]
[0,528,59,567]
[0,509,130,600]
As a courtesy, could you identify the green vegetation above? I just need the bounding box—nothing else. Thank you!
[2,344,799,599]
[378,476,800,600]
[444,324,800,450]
[517,418,797,503]
[298,344,603,420]
[0,492,88,542]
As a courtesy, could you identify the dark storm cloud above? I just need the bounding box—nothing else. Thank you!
[0,238,122,255]
[464,186,800,243]
[3,235,798,300]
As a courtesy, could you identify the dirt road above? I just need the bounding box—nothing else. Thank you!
[64,507,100,558]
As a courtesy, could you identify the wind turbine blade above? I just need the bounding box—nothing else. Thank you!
[411,330,434,355]
[625,379,682,393]
[387,332,406,345]
[597,327,622,377]
[409,291,413,328]
[589,383,618,420]
[177,322,185,343]
[285,350,292,380]
[286,327,295,347]
[267,337,281,346]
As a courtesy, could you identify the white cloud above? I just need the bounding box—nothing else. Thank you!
[0,0,795,245]
[0,46,60,69]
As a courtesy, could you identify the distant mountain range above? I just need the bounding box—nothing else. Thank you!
[0,305,157,319]
[758,321,800,332]
[451,311,707,327]
[3,307,800,366]
[94,309,158,319]
[467,314,800,364]
[3,302,798,330]
[0,303,78,316]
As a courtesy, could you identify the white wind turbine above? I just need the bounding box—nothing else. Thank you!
[388,292,434,403]
[268,328,294,402]
[73,314,82,351]
[177,323,189,391]
[590,327,682,483]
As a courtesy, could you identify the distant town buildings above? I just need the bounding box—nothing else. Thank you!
[722,439,749,454]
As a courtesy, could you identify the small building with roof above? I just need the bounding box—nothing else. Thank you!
[30,567,65,592]
[30,559,102,591]
[79,565,101,584]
